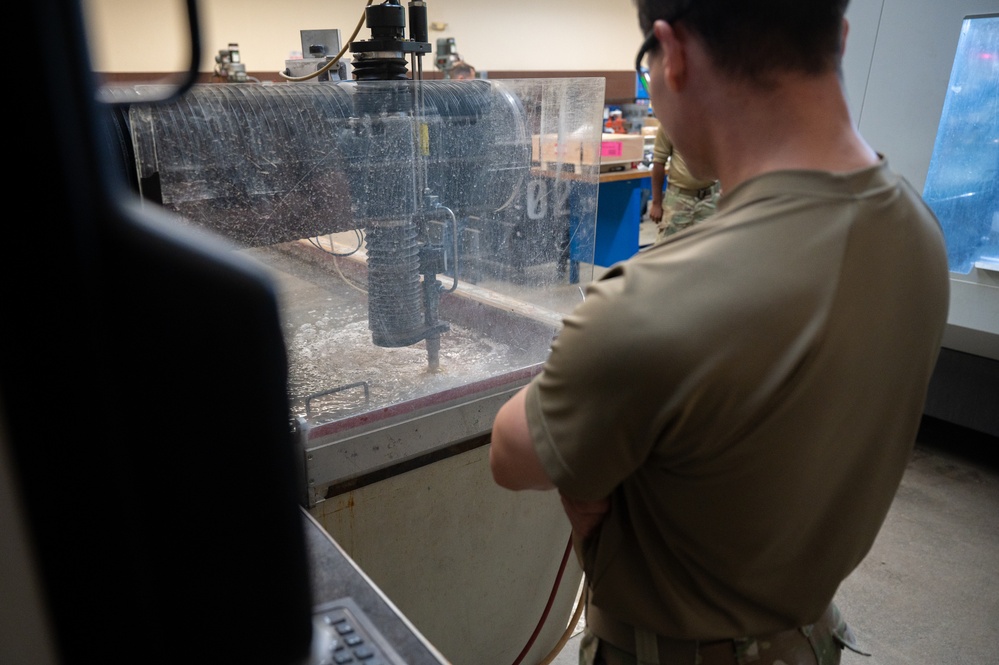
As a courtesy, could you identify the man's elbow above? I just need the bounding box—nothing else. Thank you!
[489,444,557,492]
[488,441,518,490]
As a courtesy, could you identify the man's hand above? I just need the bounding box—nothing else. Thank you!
[649,200,664,223]
[560,493,610,542]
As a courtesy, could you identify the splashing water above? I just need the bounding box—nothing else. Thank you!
[287,316,521,424]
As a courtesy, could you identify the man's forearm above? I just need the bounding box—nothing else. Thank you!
[651,162,666,204]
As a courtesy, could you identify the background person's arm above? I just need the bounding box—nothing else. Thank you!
[649,160,667,222]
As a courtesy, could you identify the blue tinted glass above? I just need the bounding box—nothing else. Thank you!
[922,15,999,274]
[636,68,650,99]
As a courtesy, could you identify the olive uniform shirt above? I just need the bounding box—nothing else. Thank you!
[652,126,719,241]
[652,126,716,192]
[525,159,949,646]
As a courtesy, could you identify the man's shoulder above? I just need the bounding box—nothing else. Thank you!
[718,162,910,212]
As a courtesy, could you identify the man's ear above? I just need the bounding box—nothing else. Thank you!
[840,18,850,55]
[655,19,686,92]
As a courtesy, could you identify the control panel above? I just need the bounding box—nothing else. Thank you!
[310,597,407,665]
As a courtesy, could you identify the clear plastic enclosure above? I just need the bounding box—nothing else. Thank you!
[126,78,604,428]
[922,14,999,274]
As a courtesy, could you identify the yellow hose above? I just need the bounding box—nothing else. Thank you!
[537,583,586,665]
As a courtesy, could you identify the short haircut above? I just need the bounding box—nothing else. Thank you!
[633,0,849,85]
[451,61,476,78]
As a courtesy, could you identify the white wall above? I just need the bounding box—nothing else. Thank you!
[82,0,645,73]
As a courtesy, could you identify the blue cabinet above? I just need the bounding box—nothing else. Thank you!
[593,172,651,267]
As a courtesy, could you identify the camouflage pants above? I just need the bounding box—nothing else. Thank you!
[578,603,869,665]
[655,186,720,244]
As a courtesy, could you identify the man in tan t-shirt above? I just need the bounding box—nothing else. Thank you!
[489,1,950,665]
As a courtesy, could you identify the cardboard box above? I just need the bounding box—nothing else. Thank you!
[532,133,644,164]
[600,134,644,162]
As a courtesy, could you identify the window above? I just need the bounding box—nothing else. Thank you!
[922,14,999,274]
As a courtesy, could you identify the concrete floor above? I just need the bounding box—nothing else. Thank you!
[542,416,999,665]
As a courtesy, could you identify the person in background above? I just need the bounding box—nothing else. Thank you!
[450,60,476,79]
[648,124,719,243]
[605,109,628,133]
[489,0,950,664]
